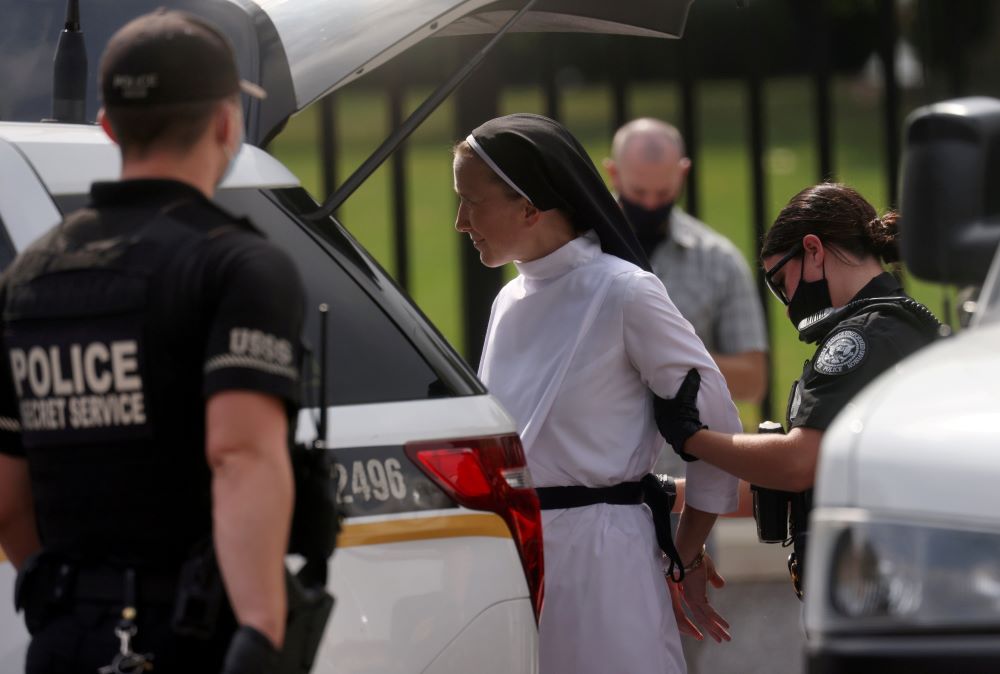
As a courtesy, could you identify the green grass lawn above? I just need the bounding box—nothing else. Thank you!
[270,78,950,428]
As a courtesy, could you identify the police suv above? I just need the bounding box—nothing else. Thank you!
[0,1,694,671]
[804,98,1000,673]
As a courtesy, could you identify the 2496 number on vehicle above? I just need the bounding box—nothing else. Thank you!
[331,445,453,517]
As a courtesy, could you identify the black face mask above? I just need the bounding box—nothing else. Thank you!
[787,257,832,329]
[620,196,673,257]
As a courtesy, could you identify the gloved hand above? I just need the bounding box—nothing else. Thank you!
[221,625,281,674]
[654,368,707,462]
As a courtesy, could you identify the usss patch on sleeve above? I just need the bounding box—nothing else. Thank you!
[814,328,868,375]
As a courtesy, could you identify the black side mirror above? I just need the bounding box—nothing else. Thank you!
[901,97,1000,285]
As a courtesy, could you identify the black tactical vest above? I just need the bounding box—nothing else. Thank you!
[2,204,237,566]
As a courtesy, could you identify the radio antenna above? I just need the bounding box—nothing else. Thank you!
[314,303,329,449]
[49,0,88,123]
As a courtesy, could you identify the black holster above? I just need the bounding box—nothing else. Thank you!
[750,421,814,599]
[281,571,334,674]
[786,489,813,600]
[288,442,341,586]
[172,540,228,640]
[639,474,684,581]
[751,421,793,544]
[13,551,75,635]
[171,541,334,673]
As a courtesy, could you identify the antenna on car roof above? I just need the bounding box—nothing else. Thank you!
[47,0,88,123]
[316,303,329,447]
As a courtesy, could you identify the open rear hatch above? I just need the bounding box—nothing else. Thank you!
[249,0,693,138]
[0,1,692,146]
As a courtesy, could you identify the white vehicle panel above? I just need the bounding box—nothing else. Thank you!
[422,598,537,674]
[0,123,298,198]
[315,513,529,673]
[296,394,518,449]
[0,562,28,670]
[0,139,61,252]
[818,324,1000,522]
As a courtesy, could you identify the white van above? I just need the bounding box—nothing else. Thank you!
[0,1,693,671]
[804,97,1000,673]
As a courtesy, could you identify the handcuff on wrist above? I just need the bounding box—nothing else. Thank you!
[684,545,707,573]
[664,544,707,582]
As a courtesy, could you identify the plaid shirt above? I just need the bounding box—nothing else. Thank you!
[649,208,768,356]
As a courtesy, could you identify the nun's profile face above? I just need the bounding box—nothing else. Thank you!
[453,150,531,268]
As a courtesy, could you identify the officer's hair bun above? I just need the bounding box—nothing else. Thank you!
[866,211,900,265]
[764,182,901,270]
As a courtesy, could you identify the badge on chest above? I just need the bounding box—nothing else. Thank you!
[813,328,868,375]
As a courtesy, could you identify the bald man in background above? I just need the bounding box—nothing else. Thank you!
[606,118,768,406]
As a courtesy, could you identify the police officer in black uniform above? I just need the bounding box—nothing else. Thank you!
[655,182,941,598]
[0,10,304,672]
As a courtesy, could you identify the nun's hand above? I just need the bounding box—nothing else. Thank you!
[677,552,731,643]
[654,368,707,461]
[667,576,703,640]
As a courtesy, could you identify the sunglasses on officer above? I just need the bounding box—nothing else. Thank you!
[764,241,805,305]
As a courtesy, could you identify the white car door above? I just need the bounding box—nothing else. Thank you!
[0,138,61,258]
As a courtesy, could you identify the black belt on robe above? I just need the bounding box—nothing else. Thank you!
[535,474,687,581]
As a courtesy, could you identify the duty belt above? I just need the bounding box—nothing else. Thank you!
[72,565,178,605]
[535,474,687,580]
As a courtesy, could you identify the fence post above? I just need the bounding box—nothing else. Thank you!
[745,3,774,422]
[679,36,699,219]
[808,0,835,182]
[454,42,504,368]
[945,2,967,97]
[611,42,629,135]
[877,0,900,207]
[389,76,410,291]
[543,38,561,121]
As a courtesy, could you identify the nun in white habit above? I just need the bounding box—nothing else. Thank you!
[453,114,741,674]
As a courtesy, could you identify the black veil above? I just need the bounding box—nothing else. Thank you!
[467,113,651,271]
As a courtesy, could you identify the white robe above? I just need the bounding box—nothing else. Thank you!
[479,232,741,674]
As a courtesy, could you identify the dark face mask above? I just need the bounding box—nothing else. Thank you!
[787,257,832,328]
[620,196,673,257]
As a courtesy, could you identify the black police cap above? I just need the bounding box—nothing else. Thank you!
[99,9,266,106]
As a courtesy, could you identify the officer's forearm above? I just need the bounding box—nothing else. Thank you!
[0,454,41,570]
[212,452,292,647]
[675,505,717,566]
[711,351,767,403]
[685,427,820,492]
[207,393,294,649]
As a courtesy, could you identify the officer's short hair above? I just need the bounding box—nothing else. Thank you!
[98,9,264,156]
[103,100,223,157]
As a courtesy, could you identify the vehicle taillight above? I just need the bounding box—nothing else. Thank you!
[405,434,544,621]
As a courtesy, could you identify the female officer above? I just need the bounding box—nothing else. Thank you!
[657,182,942,597]
[453,113,742,673]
